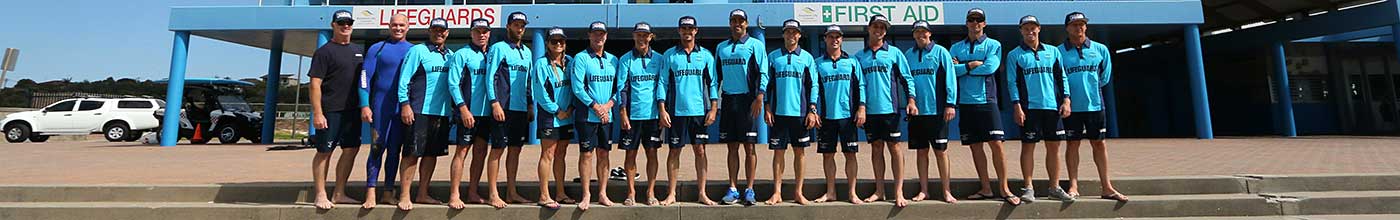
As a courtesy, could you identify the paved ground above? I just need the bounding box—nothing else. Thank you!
[2,136,1398,185]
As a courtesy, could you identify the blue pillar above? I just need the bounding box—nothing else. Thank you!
[1271,42,1297,137]
[309,30,330,138]
[530,29,545,145]
[262,32,285,144]
[1183,24,1214,139]
[160,31,191,146]
[753,26,769,144]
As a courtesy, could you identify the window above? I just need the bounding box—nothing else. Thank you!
[78,101,105,111]
[46,100,76,112]
[118,101,155,109]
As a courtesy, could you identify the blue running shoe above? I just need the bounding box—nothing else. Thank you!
[743,188,757,206]
[722,188,741,204]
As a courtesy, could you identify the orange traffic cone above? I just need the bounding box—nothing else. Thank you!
[191,124,204,143]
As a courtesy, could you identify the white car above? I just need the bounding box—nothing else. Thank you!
[3,98,164,143]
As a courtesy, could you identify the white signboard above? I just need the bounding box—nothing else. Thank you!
[794,2,944,26]
[352,5,503,29]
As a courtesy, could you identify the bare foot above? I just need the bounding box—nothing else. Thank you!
[849,196,866,204]
[414,196,443,205]
[795,196,812,205]
[598,196,615,207]
[895,198,909,208]
[556,195,577,204]
[942,193,959,204]
[508,194,532,204]
[361,191,378,209]
[314,196,335,210]
[624,198,636,206]
[910,192,928,202]
[647,196,660,206]
[466,193,486,204]
[698,197,718,206]
[487,197,507,209]
[1066,187,1081,198]
[765,194,783,205]
[332,194,362,204]
[862,193,884,203]
[812,194,835,203]
[660,196,676,206]
[578,194,591,211]
[396,198,413,211]
[448,198,467,210]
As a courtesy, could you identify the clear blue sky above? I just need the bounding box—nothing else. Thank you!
[0,0,312,87]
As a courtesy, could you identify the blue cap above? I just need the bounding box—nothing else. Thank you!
[678,16,697,27]
[912,20,931,32]
[332,10,354,23]
[589,21,607,32]
[1020,15,1040,26]
[470,18,490,30]
[730,9,748,20]
[824,24,842,35]
[508,12,528,25]
[429,18,449,29]
[967,8,986,21]
[548,27,566,39]
[869,14,890,26]
[1066,12,1088,24]
[782,19,801,32]
[634,22,652,33]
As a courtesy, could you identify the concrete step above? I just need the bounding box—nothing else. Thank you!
[1241,173,1400,193]
[1265,190,1400,215]
[0,193,1280,220]
[1061,214,1400,220]
[0,175,1249,203]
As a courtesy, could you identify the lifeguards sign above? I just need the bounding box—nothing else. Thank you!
[794,3,943,26]
[351,5,502,29]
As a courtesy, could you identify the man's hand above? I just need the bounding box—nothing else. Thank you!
[401,105,416,126]
[360,107,374,124]
[527,107,535,123]
[459,106,475,128]
[704,108,718,126]
[592,104,608,124]
[968,61,984,70]
[557,108,571,120]
[764,110,775,126]
[659,111,672,128]
[952,58,960,64]
[943,107,956,122]
[313,113,329,129]
[1012,105,1026,127]
[855,107,867,128]
[906,100,919,116]
[1059,99,1072,118]
[491,102,506,122]
[620,109,632,130]
[805,112,820,129]
[750,98,764,119]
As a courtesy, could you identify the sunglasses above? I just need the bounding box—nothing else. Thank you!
[335,21,354,26]
[549,39,566,44]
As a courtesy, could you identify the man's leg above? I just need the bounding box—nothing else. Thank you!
[1092,139,1125,199]
[596,146,614,207]
[792,144,810,205]
[331,114,363,205]
[990,140,1020,204]
[844,150,863,204]
[695,141,715,205]
[312,152,333,209]
[466,137,489,204]
[645,145,661,205]
[1066,139,1082,196]
[662,144,682,206]
[914,146,930,202]
[969,143,993,197]
[414,156,441,204]
[866,140,886,203]
[363,140,386,209]
[448,143,472,209]
[395,155,419,210]
[485,146,507,208]
[578,143,595,210]
[505,146,528,203]
[935,148,956,203]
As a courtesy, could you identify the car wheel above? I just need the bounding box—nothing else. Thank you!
[123,131,143,142]
[28,135,50,143]
[104,122,130,142]
[5,124,30,143]
[217,125,241,144]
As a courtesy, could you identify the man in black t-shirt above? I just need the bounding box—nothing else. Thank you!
[309,9,366,210]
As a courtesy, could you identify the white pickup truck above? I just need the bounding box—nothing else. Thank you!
[3,98,163,143]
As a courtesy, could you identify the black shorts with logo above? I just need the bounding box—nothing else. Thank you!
[864,114,902,143]
[719,94,758,143]
[313,110,363,153]
[908,115,950,150]
[767,116,812,150]
[405,114,450,157]
[1063,111,1107,141]
[667,116,711,148]
[1019,109,1066,143]
[817,119,859,153]
[620,119,663,150]
[958,103,1006,145]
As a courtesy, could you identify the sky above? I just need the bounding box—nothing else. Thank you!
[0,0,313,87]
